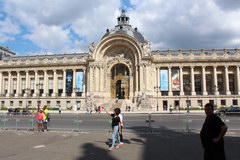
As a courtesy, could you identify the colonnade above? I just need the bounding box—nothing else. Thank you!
[0,69,86,97]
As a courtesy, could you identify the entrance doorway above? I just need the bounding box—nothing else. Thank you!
[116,80,125,99]
[163,100,168,110]
[111,64,129,99]
[174,100,179,108]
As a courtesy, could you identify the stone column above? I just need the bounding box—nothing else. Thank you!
[145,65,148,91]
[213,66,219,95]
[135,65,139,93]
[0,72,2,95]
[202,66,207,95]
[72,69,76,97]
[33,70,38,97]
[168,66,173,96]
[190,66,196,95]
[140,64,143,92]
[236,66,240,95]
[225,66,231,95]
[52,70,57,97]
[89,67,93,92]
[24,71,29,97]
[43,70,48,97]
[15,71,20,97]
[83,69,86,96]
[62,69,66,97]
[179,67,184,95]
[6,71,12,97]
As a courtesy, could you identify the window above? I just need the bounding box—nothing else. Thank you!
[233,99,238,106]
[1,101,5,107]
[30,78,35,90]
[19,101,22,106]
[186,100,191,107]
[47,101,51,106]
[28,101,32,107]
[221,100,226,106]
[10,101,13,106]
[39,78,44,89]
[76,101,81,110]
[197,100,202,107]
[13,78,17,90]
[48,77,53,89]
[4,78,8,91]
[58,77,63,89]
[22,78,26,90]
[56,101,61,107]
[66,101,71,109]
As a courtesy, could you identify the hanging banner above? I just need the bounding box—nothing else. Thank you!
[76,72,84,92]
[172,69,180,91]
[160,70,168,91]
[66,72,73,93]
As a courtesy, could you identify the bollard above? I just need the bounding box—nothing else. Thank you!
[1,115,8,130]
[183,112,192,133]
[73,113,82,132]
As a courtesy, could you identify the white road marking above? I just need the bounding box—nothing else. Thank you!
[34,145,46,149]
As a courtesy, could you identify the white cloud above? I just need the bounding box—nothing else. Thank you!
[1,0,240,54]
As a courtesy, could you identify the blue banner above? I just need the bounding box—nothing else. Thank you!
[160,70,168,91]
[66,72,73,93]
[76,72,84,92]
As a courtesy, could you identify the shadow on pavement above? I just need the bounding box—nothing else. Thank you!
[75,143,118,160]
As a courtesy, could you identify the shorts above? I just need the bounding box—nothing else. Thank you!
[38,120,43,124]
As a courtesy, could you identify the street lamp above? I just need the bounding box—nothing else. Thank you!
[36,83,43,111]
[154,86,161,111]
[183,82,191,113]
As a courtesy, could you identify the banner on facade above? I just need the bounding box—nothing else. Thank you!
[160,70,168,91]
[66,72,73,93]
[172,69,180,91]
[76,72,84,92]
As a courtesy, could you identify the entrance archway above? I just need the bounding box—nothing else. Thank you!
[111,64,130,99]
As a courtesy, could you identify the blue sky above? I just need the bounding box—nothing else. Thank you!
[0,0,240,56]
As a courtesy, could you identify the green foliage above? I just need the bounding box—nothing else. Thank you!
[1,106,8,110]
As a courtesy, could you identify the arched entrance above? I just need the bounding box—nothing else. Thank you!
[111,64,130,99]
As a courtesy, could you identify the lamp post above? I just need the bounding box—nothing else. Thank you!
[154,86,161,111]
[36,83,43,111]
[183,82,191,113]
[213,85,218,109]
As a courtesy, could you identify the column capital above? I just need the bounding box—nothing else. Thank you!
[62,69,66,72]
[213,65,217,69]
[190,66,194,69]
[16,70,20,73]
[179,66,183,69]
[25,70,29,73]
[224,65,229,68]
[72,68,76,71]
[202,66,206,69]
[168,66,172,69]
[53,69,57,72]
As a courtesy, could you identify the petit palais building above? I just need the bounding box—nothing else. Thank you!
[0,9,240,111]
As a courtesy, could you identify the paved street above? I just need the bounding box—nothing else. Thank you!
[0,129,240,160]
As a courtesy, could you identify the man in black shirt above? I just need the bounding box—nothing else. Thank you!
[200,103,228,160]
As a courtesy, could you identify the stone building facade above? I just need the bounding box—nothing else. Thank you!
[0,9,240,111]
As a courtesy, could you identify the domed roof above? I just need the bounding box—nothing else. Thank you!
[102,9,146,44]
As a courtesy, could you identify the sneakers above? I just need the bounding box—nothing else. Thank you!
[108,147,114,151]
[116,144,122,148]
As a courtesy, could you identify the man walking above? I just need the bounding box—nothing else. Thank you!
[42,105,49,133]
[200,103,228,160]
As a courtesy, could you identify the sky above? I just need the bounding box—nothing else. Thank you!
[0,0,240,56]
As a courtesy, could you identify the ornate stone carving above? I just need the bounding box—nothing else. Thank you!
[142,40,152,56]
[88,42,95,57]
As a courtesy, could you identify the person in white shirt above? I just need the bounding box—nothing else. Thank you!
[118,109,123,144]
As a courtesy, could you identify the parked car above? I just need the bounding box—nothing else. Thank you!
[7,108,21,115]
[215,107,240,116]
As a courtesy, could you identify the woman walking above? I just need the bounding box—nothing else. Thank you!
[36,109,43,133]
[102,107,122,151]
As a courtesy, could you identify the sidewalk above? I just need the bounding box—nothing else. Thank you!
[0,130,239,160]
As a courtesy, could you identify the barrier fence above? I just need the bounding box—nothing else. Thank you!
[0,112,239,133]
